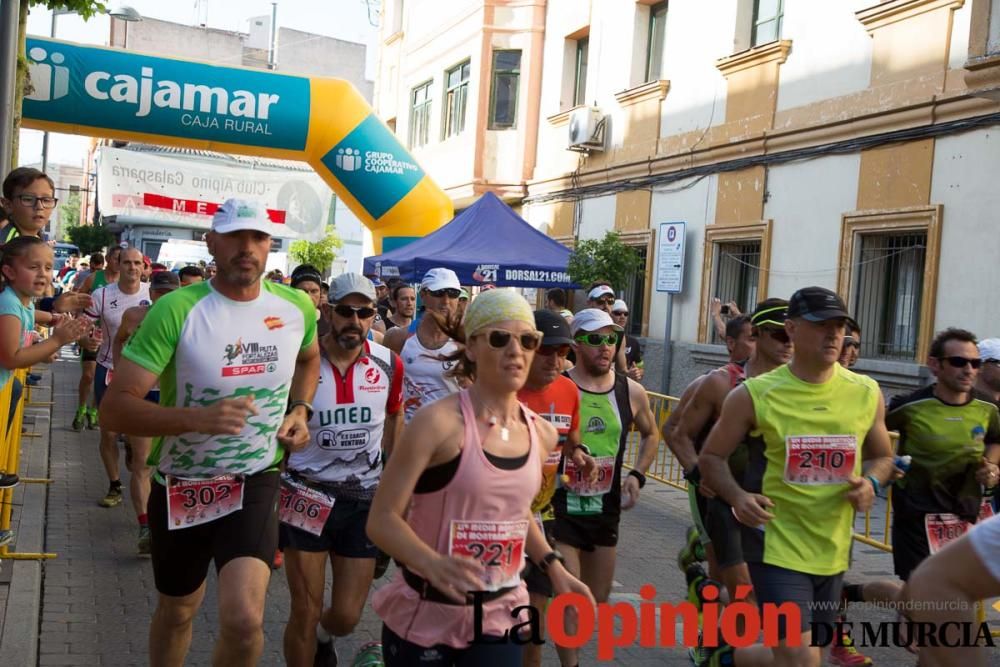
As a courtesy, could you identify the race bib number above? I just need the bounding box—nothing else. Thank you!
[449,519,528,591]
[166,475,244,530]
[784,435,856,485]
[278,475,335,537]
[925,502,995,554]
[564,455,615,496]
[544,449,562,470]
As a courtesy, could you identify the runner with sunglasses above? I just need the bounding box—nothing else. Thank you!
[551,308,660,667]
[671,300,791,597]
[384,268,463,422]
[585,284,629,374]
[697,286,895,667]
[281,273,403,667]
[368,289,594,666]
[517,310,597,667]
[884,328,1000,585]
[611,299,643,382]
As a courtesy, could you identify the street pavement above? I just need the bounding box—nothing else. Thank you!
[3,354,999,665]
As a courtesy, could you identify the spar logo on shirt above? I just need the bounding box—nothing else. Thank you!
[221,337,279,377]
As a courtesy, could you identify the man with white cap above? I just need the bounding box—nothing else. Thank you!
[585,283,630,374]
[384,267,463,422]
[611,298,644,381]
[101,198,321,666]
[552,307,660,667]
[281,272,403,667]
[976,338,1000,407]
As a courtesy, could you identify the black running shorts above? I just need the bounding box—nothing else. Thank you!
[747,562,844,640]
[705,498,744,569]
[552,512,619,551]
[148,470,279,597]
[279,495,377,558]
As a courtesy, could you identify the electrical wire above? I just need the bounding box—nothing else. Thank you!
[719,244,925,277]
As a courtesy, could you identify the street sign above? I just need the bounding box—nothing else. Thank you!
[656,222,686,293]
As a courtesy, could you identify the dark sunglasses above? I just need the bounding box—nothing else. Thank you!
[429,288,461,299]
[760,327,790,344]
[332,304,377,319]
[843,337,860,350]
[595,297,615,306]
[575,332,619,347]
[536,344,571,357]
[940,356,982,369]
[481,329,542,351]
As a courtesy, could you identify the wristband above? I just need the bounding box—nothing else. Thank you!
[865,475,881,496]
[628,469,647,489]
[286,400,314,422]
[683,465,701,485]
[576,443,591,456]
[538,550,565,573]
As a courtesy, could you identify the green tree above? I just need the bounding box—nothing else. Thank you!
[65,220,112,254]
[567,231,641,292]
[289,226,343,274]
[59,189,80,228]
[10,1,108,167]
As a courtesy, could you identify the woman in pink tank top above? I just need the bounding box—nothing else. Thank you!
[368,290,595,666]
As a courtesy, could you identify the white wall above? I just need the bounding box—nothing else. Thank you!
[648,174,718,342]
[763,153,860,299]
[931,128,1000,336]
[658,0,731,138]
[947,0,973,70]
[776,0,872,112]
[576,195,616,241]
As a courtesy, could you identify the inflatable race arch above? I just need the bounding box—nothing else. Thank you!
[21,37,452,251]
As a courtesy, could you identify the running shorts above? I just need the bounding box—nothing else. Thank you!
[687,483,711,547]
[705,498,744,569]
[891,512,932,582]
[81,348,98,363]
[93,363,111,406]
[279,495,377,558]
[552,512,619,551]
[381,623,521,667]
[747,562,843,640]
[148,470,280,597]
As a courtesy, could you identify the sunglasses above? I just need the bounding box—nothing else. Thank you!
[429,288,461,299]
[939,356,982,369]
[612,311,629,317]
[759,327,790,344]
[480,329,542,351]
[594,297,615,306]
[536,344,571,357]
[575,332,620,347]
[843,337,860,350]
[332,304,377,319]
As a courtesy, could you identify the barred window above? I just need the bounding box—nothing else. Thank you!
[852,232,927,360]
[622,245,648,337]
[711,240,761,342]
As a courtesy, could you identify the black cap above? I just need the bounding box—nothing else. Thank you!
[534,309,573,346]
[150,271,180,292]
[788,286,857,327]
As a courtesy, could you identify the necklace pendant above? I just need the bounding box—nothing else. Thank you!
[500,426,510,442]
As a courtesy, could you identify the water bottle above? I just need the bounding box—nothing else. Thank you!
[894,455,912,473]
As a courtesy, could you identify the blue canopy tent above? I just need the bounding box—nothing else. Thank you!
[363,192,577,288]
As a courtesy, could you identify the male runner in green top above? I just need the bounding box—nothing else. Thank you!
[698,286,895,667]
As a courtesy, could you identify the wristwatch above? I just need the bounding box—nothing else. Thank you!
[538,549,565,573]
[286,400,314,421]
[628,469,647,489]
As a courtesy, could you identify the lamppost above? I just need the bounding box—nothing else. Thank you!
[40,5,142,175]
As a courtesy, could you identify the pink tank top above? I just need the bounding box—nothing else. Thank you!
[373,390,543,648]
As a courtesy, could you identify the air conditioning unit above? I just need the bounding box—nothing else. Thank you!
[568,106,606,152]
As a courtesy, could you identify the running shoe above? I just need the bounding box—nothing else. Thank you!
[0,529,13,547]
[678,525,705,571]
[0,473,19,489]
[315,637,338,666]
[350,642,383,666]
[98,485,123,508]
[829,633,873,666]
[137,526,152,555]
[72,406,87,432]
[685,563,711,610]
[86,407,99,430]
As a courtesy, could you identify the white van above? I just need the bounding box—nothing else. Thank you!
[155,239,288,275]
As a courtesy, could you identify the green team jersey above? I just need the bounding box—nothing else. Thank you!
[123,280,316,478]
[886,385,1000,518]
[742,364,880,576]
[91,269,107,291]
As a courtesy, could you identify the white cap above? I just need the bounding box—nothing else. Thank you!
[329,273,376,303]
[420,267,461,291]
[211,199,271,235]
[612,299,629,313]
[571,308,624,335]
[588,285,615,300]
[979,338,1000,362]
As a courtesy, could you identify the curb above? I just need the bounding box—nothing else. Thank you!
[0,366,53,666]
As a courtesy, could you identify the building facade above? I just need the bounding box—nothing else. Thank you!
[378,0,1000,395]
